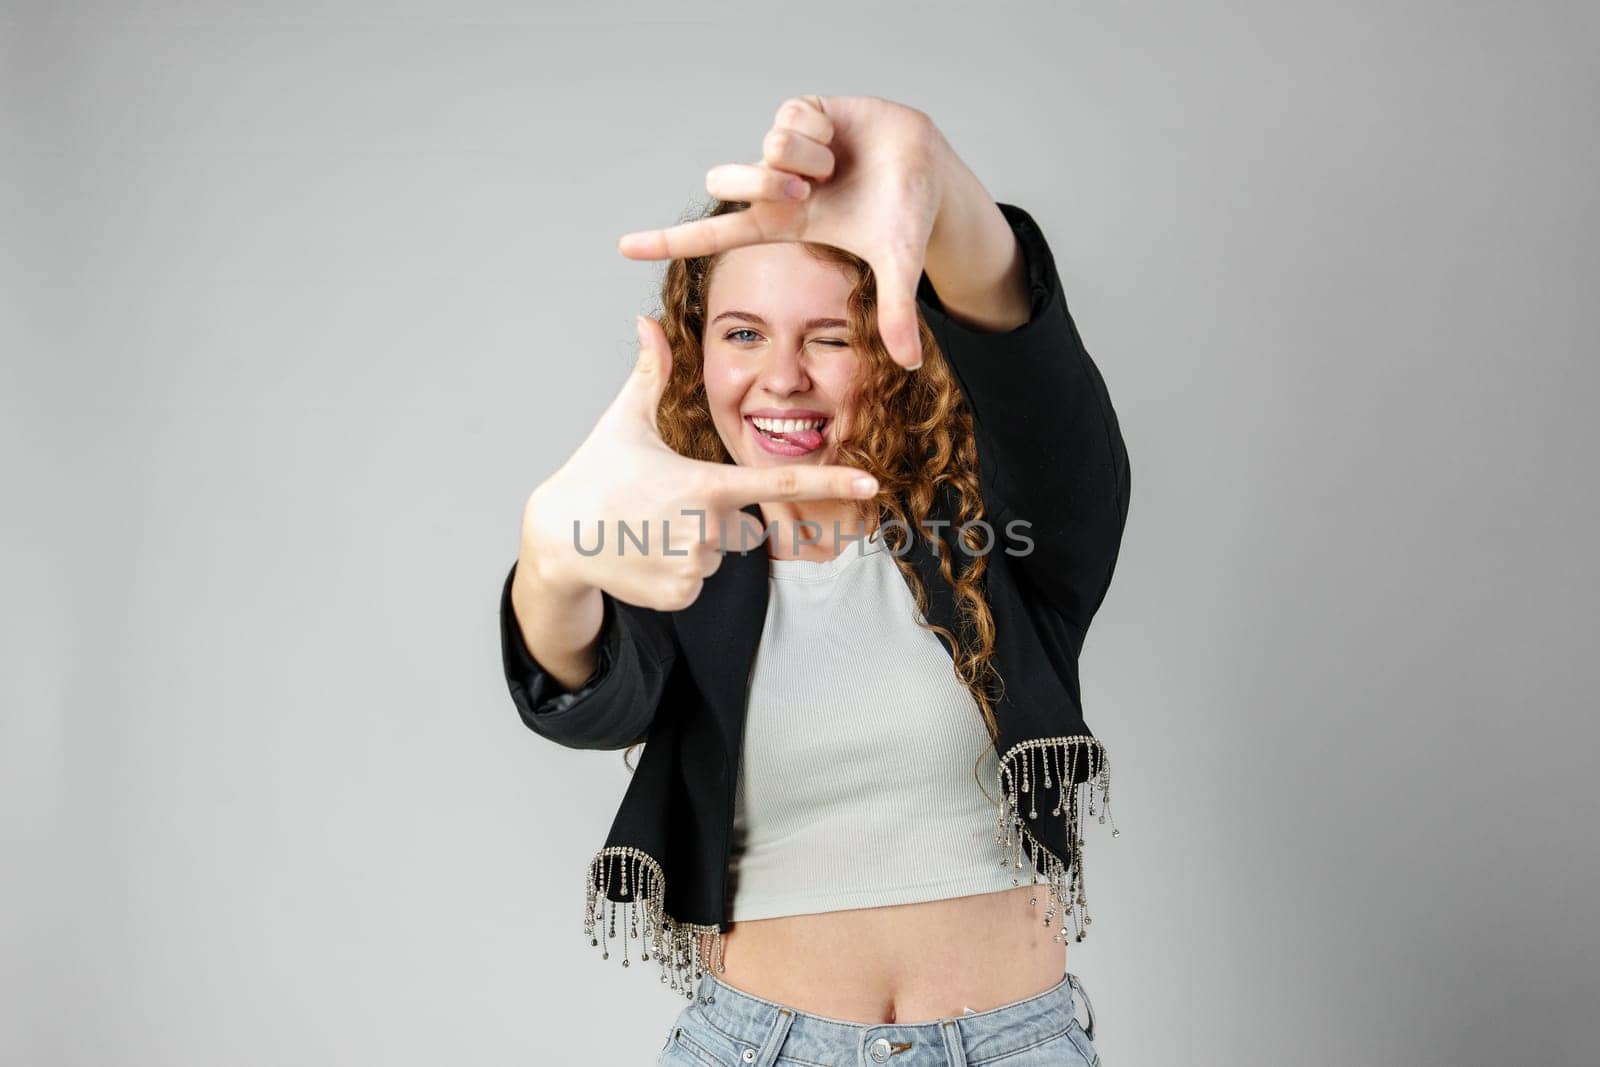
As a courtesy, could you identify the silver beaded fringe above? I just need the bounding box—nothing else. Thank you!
[994,735,1118,945]
[583,737,1117,997]
[582,845,724,1000]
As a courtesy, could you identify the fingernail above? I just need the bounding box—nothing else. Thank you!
[853,475,878,495]
[635,315,647,344]
[785,178,809,199]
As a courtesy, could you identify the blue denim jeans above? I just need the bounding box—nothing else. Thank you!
[657,969,1100,1067]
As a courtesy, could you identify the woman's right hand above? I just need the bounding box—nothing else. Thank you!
[519,315,880,614]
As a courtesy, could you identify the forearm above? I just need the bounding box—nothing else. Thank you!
[921,129,1033,333]
[510,541,604,692]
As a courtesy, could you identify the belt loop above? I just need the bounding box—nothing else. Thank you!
[940,1017,969,1066]
[753,1005,795,1067]
[1067,972,1097,1042]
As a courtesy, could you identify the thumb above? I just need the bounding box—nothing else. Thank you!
[615,314,674,429]
[872,260,926,371]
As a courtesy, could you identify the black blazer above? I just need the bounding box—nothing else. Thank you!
[498,203,1132,999]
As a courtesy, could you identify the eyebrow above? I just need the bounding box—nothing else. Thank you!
[710,310,848,330]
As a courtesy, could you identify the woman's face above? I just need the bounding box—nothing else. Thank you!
[701,243,862,471]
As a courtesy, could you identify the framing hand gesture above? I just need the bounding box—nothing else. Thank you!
[617,95,951,372]
[522,316,880,613]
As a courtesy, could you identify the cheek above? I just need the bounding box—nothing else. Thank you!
[702,354,754,414]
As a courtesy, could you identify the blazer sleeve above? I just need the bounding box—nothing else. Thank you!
[915,202,1132,635]
[498,559,678,751]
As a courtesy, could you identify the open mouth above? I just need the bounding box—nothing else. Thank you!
[745,414,829,454]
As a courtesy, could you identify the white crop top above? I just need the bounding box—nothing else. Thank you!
[725,528,1020,921]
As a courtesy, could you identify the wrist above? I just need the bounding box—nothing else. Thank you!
[925,129,985,261]
[516,544,591,607]
[921,143,1031,332]
[518,490,592,602]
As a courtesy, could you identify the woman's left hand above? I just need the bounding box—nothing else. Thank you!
[617,95,955,372]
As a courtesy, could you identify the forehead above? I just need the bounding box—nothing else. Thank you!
[706,243,856,314]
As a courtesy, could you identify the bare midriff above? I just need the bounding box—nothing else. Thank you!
[701,884,1067,1025]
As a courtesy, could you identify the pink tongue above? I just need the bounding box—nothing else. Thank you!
[775,428,823,450]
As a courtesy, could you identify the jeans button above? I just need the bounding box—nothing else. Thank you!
[869,1037,892,1062]
[741,1050,756,1063]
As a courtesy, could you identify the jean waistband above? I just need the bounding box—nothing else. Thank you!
[686,968,1093,1065]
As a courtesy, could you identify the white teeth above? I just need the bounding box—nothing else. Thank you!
[750,416,825,433]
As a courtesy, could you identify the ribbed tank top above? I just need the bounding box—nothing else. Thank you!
[726,528,1018,921]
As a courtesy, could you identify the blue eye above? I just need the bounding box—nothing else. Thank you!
[726,328,761,343]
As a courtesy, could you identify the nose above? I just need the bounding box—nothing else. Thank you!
[755,338,811,395]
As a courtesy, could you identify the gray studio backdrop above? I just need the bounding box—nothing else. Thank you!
[3,1,1595,1064]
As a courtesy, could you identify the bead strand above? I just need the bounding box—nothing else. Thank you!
[582,845,726,998]
[994,736,1118,944]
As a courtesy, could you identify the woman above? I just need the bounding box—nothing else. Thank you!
[502,95,1131,1066]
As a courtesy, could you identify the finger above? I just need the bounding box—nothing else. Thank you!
[618,207,774,261]
[869,253,928,371]
[772,96,834,146]
[704,509,769,555]
[706,461,879,509]
[706,162,810,204]
[670,507,765,556]
[695,547,726,579]
[761,127,835,181]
